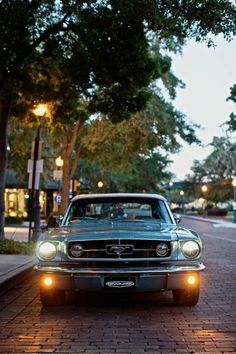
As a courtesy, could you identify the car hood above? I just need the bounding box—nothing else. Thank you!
[41,222,198,242]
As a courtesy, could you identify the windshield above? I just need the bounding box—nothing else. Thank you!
[64,197,174,225]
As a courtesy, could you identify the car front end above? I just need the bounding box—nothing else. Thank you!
[35,193,205,306]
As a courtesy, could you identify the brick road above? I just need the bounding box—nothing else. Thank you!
[0,218,235,354]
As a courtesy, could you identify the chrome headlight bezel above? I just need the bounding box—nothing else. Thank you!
[38,241,57,261]
[181,240,201,259]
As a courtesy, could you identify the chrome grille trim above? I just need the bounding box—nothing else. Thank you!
[67,240,172,259]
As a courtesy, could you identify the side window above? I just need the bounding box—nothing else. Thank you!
[158,201,172,223]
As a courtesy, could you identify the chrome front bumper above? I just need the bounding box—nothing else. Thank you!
[35,262,205,274]
[35,262,205,292]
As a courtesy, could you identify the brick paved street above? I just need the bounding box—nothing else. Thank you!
[0,218,235,354]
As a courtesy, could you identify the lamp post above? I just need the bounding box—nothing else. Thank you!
[201,184,208,217]
[28,104,47,242]
[180,190,185,213]
[232,177,236,223]
[55,156,63,204]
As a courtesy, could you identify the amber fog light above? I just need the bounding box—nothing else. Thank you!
[187,274,198,286]
[42,276,54,287]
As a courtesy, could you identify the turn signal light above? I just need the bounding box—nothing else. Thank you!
[42,276,53,287]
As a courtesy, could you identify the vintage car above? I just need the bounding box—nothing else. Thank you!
[35,193,205,306]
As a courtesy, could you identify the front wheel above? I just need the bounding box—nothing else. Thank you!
[40,287,65,306]
[172,283,200,306]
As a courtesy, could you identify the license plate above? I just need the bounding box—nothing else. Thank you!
[105,277,136,290]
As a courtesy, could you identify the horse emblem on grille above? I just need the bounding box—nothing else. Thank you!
[106,244,133,255]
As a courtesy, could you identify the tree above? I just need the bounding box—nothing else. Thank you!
[1,1,236,239]
[0,0,162,237]
[188,136,236,203]
[7,116,57,186]
[226,84,236,132]
[78,152,173,193]
[83,91,200,169]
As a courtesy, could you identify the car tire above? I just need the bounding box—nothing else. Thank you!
[172,284,200,306]
[40,287,65,306]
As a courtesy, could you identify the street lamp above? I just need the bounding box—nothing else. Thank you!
[201,185,208,193]
[98,181,104,189]
[201,184,208,217]
[232,177,236,223]
[28,103,47,242]
[180,190,185,213]
[55,156,63,204]
[55,156,64,168]
[33,104,47,117]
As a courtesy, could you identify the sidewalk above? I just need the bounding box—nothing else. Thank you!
[4,224,29,242]
[183,214,236,228]
[0,224,37,294]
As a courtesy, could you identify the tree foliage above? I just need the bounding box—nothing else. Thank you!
[83,92,200,170]
[0,0,236,238]
[226,84,236,132]
[79,152,173,193]
[187,137,236,203]
[7,117,57,186]
[190,137,236,181]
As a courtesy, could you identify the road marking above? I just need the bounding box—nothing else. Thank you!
[203,233,236,243]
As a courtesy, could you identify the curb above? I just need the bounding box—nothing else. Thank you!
[182,214,236,227]
[0,258,38,296]
[182,214,219,224]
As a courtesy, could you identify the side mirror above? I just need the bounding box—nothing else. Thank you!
[46,215,63,229]
[173,213,181,224]
[56,215,64,226]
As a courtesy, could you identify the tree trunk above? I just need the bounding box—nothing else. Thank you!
[0,97,11,240]
[59,121,84,214]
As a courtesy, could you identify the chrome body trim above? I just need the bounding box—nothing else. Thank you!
[35,263,205,274]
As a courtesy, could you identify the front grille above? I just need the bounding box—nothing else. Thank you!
[67,239,172,259]
[59,261,167,268]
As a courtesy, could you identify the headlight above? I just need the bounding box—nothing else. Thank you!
[182,241,200,259]
[156,242,169,257]
[38,242,57,260]
[70,244,84,257]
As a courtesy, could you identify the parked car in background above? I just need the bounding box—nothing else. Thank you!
[35,193,205,306]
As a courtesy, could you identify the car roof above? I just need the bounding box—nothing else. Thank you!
[71,193,166,202]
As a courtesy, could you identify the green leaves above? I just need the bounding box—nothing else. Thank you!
[188,136,236,203]
[226,84,236,132]
[2,0,236,217]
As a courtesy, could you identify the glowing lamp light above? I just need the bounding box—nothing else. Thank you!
[42,276,53,287]
[187,275,197,286]
[98,181,104,188]
[55,156,64,168]
[180,190,184,196]
[201,185,208,193]
[33,103,47,116]
[232,178,236,188]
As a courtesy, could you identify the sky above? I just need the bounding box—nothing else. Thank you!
[168,36,236,181]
